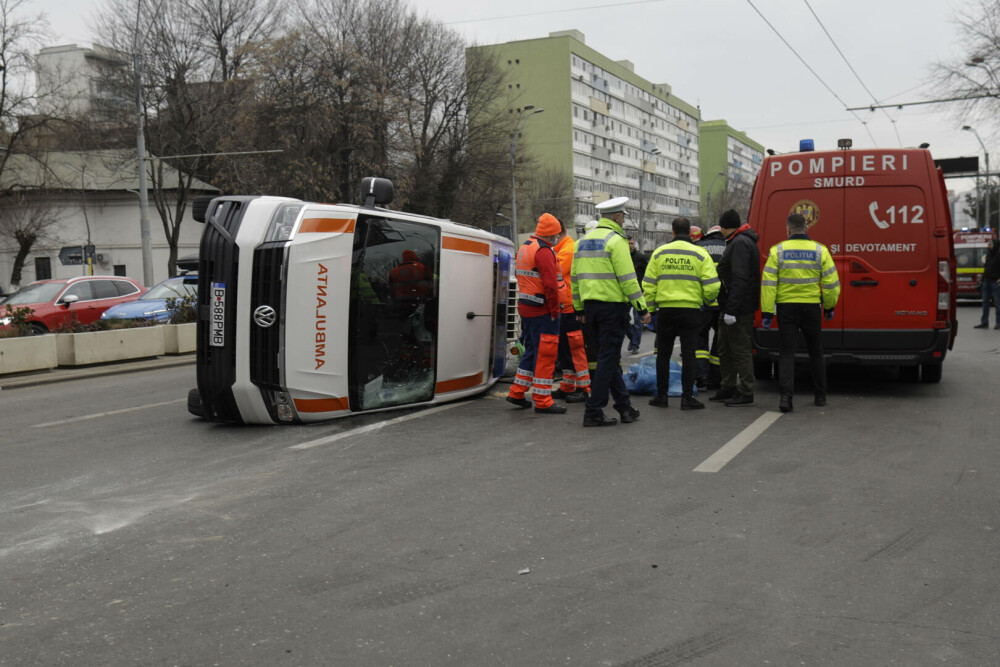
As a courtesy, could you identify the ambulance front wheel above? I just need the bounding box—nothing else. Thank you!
[752,356,773,380]
[187,388,205,418]
[920,363,942,383]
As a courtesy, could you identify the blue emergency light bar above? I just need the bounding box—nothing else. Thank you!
[799,139,815,152]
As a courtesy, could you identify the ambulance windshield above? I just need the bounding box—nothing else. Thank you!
[348,216,440,411]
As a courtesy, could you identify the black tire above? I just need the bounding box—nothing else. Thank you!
[920,363,942,383]
[187,388,205,418]
[28,322,47,336]
[752,356,773,379]
[898,365,919,382]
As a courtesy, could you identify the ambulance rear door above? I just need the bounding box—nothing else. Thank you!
[841,185,937,349]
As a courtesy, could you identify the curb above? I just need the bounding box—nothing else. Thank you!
[0,355,196,390]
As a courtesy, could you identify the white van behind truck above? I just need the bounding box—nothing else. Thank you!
[748,142,958,383]
[189,178,515,424]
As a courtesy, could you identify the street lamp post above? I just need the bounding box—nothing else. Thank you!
[705,171,726,225]
[964,125,990,229]
[510,105,544,242]
[638,141,660,250]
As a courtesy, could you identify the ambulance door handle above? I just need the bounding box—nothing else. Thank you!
[850,279,879,286]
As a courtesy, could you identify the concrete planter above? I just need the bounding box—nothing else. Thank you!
[56,327,166,366]
[163,323,197,355]
[0,334,58,375]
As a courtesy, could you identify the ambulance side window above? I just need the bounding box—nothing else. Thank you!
[348,216,440,411]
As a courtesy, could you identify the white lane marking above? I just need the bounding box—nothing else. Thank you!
[290,401,467,450]
[694,411,783,473]
[33,399,187,428]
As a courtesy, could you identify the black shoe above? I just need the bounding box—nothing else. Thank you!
[995,325,1000,330]
[779,394,793,413]
[680,396,705,410]
[535,403,567,414]
[506,396,531,409]
[974,323,988,329]
[583,414,617,427]
[551,389,568,399]
[709,387,737,402]
[814,393,826,407]
[649,394,669,407]
[565,390,588,403]
[627,345,639,354]
[619,407,640,423]
[725,392,754,407]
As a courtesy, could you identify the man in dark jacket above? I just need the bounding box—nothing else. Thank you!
[710,209,760,406]
[696,224,727,389]
[627,237,649,353]
[974,236,1000,329]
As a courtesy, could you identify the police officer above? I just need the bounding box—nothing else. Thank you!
[760,213,841,412]
[571,196,650,427]
[642,217,720,409]
[695,224,726,390]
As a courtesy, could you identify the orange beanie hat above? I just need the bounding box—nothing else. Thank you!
[536,213,562,237]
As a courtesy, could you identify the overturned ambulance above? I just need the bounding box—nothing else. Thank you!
[189,178,515,424]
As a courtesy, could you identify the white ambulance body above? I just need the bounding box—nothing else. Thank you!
[190,179,515,424]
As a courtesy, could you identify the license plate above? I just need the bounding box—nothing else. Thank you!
[210,282,226,347]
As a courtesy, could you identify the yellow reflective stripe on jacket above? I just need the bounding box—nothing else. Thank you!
[571,219,648,311]
[641,239,720,310]
[760,239,841,313]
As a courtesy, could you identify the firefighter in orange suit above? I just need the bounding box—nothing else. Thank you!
[551,217,590,402]
[507,213,567,414]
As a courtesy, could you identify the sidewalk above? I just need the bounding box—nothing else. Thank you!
[0,354,196,390]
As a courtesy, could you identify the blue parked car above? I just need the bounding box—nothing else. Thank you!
[100,275,198,323]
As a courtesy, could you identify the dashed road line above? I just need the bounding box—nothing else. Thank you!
[290,401,467,450]
[33,399,187,428]
[693,411,783,473]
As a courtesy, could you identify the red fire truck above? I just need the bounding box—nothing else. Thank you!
[953,230,994,299]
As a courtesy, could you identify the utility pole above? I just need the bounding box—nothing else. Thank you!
[510,106,544,243]
[638,141,660,251]
[964,125,990,229]
[133,1,154,287]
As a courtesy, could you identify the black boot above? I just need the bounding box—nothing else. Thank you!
[779,394,793,413]
[710,386,737,402]
[680,396,705,410]
[649,394,669,407]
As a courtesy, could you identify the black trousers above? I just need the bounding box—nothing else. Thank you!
[656,307,702,398]
[776,302,827,398]
[583,301,632,418]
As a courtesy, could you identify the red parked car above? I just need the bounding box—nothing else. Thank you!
[0,276,146,334]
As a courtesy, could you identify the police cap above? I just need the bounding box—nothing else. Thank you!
[595,196,629,216]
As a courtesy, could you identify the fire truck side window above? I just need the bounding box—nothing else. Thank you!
[348,216,440,411]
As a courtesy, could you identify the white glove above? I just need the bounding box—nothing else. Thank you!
[723,314,737,326]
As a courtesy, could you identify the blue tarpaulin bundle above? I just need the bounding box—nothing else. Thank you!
[623,355,693,396]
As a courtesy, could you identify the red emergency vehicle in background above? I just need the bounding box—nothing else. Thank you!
[748,140,958,383]
[953,230,994,299]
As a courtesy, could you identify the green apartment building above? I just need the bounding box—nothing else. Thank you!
[699,120,765,224]
[469,31,702,249]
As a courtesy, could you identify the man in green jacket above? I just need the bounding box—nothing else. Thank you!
[571,197,650,427]
[760,213,841,412]
[642,218,720,409]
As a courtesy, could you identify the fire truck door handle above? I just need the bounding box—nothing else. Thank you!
[850,279,879,286]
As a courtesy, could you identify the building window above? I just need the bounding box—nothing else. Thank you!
[35,257,52,280]
[114,264,127,276]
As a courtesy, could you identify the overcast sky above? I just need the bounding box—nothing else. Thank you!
[35,0,986,195]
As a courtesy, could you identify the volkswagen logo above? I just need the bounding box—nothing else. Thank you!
[253,305,277,328]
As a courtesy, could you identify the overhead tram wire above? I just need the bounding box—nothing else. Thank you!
[745,0,878,147]
[443,0,666,25]
[802,0,902,147]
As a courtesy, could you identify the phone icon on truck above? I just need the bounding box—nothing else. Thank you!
[869,201,889,230]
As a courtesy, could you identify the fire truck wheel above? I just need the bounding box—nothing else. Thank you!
[920,363,942,383]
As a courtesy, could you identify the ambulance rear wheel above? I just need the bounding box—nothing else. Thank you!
[920,363,942,383]
[752,357,773,380]
[187,388,205,418]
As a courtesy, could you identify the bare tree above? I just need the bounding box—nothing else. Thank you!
[0,190,61,287]
[525,168,575,232]
[186,0,282,82]
[931,0,1000,132]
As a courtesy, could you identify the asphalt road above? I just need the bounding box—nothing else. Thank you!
[1,303,998,666]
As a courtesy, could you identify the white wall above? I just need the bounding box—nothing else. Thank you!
[0,192,204,290]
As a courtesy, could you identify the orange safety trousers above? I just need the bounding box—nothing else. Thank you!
[558,329,591,394]
[509,317,559,408]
